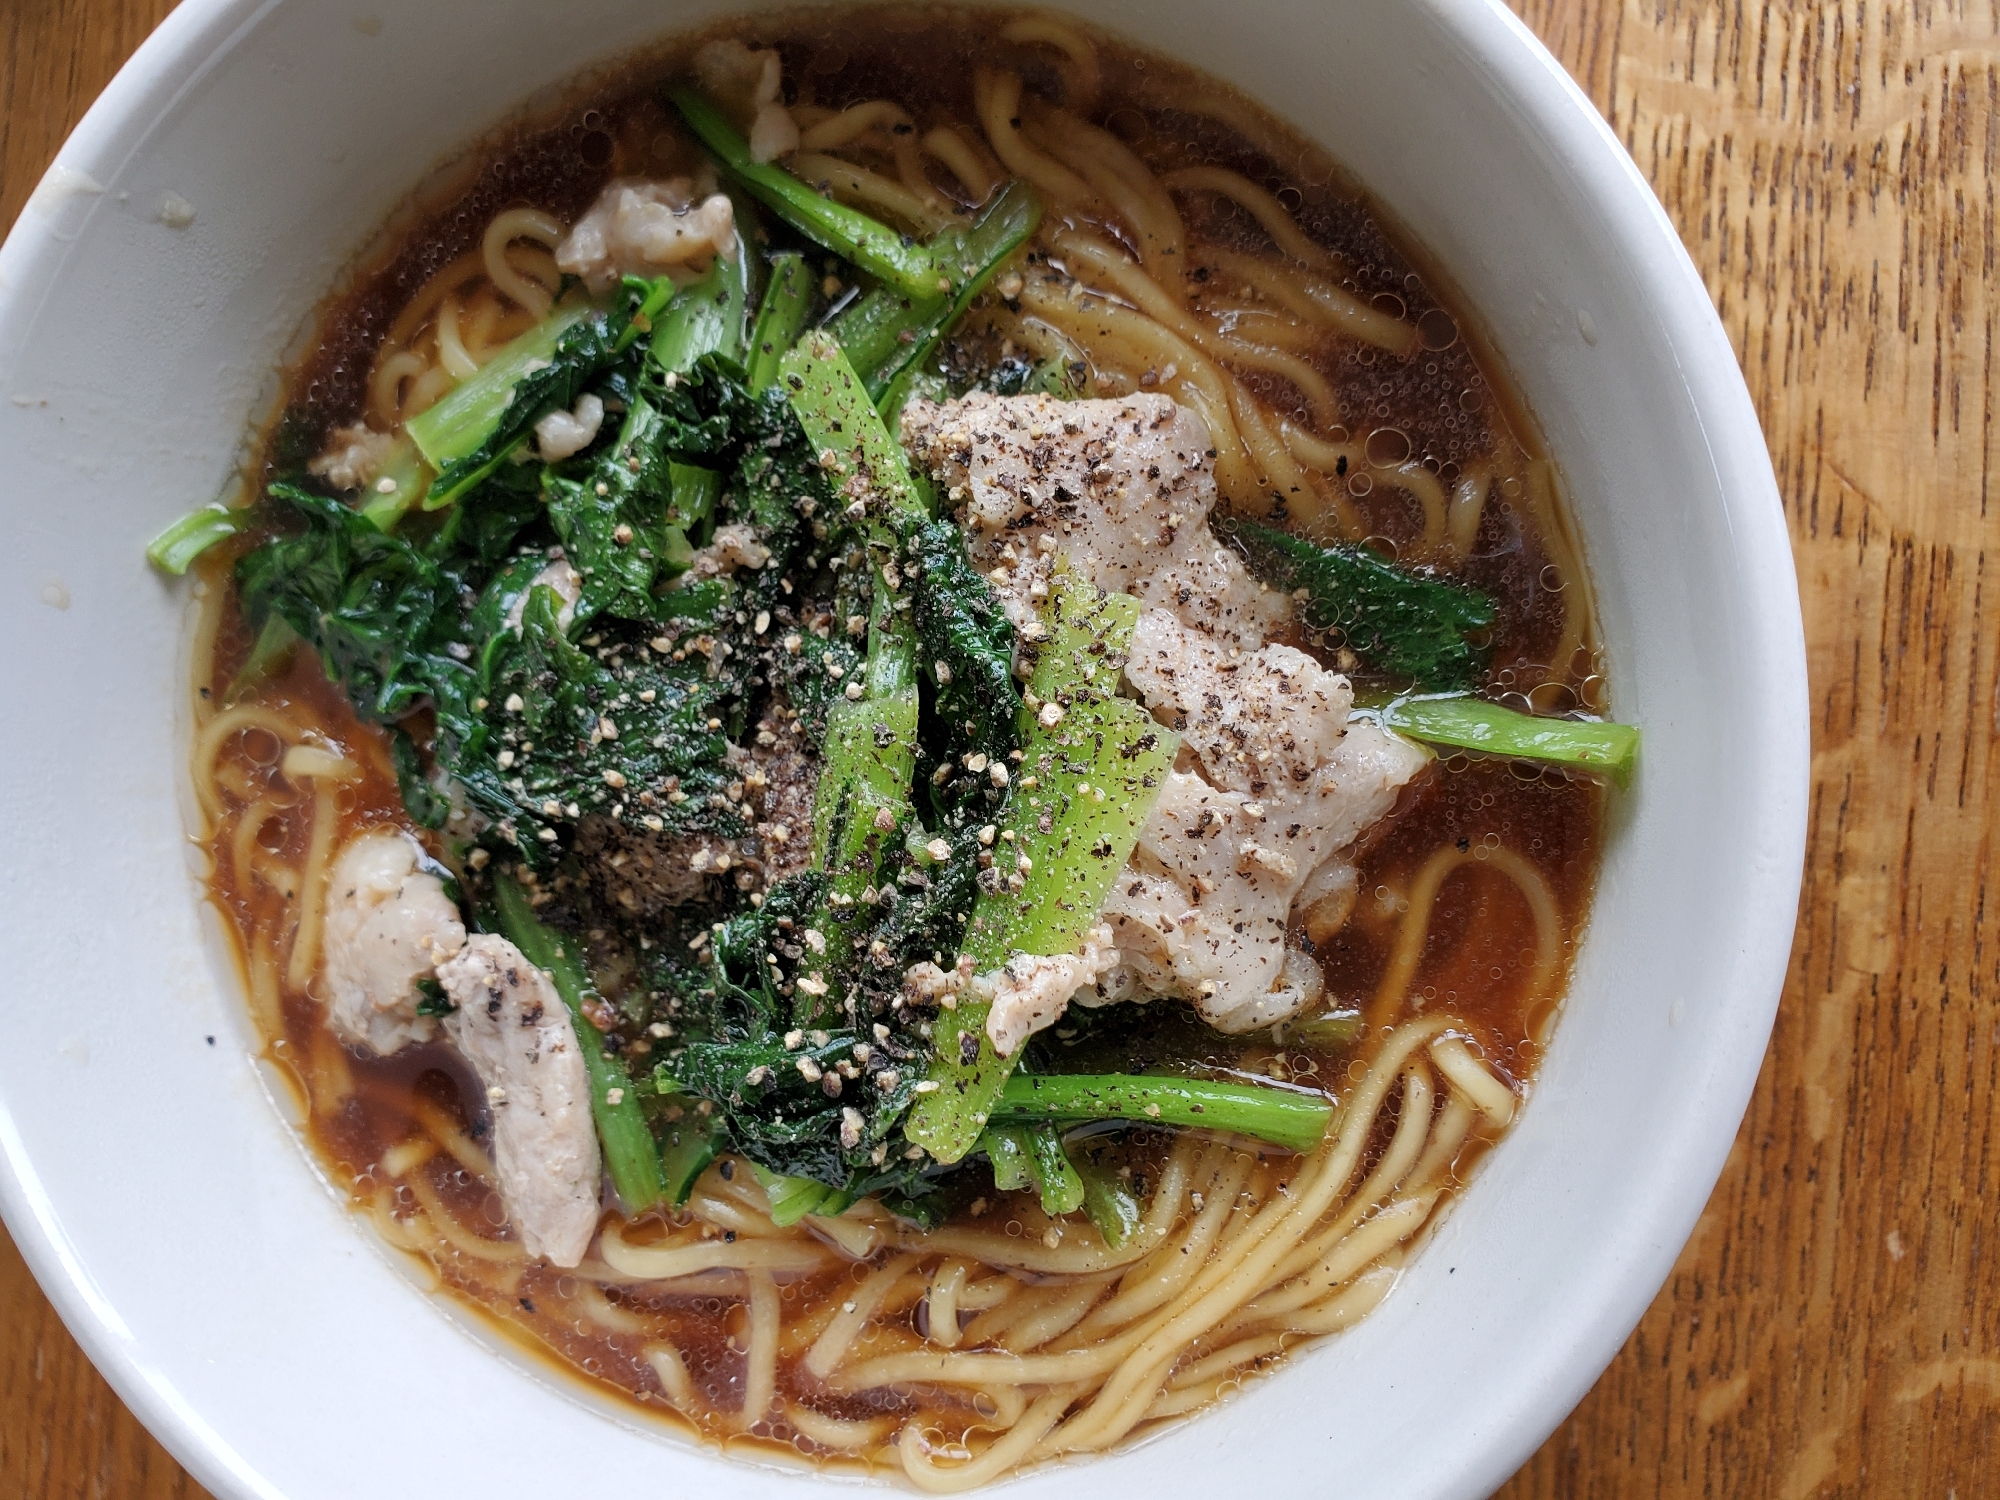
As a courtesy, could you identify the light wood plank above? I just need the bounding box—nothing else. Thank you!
[1500,3,2000,1496]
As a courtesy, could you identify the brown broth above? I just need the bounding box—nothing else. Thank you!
[195,3,1606,1468]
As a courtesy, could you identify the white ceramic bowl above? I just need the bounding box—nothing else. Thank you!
[0,2,1807,1496]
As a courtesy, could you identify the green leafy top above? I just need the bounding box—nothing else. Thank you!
[904,516,1022,760]
[1213,512,1497,691]
[650,873,940,1208]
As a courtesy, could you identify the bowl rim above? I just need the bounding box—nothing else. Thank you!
[0,2,1810,1495]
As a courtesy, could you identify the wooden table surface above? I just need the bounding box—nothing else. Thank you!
[4,0,1995,1494]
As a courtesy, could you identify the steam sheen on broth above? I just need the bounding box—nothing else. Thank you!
[183,6,1612,1485]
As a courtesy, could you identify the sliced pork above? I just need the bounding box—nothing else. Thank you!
[1109,612,1429,1030]
[533,393,605,462]
[555,179,737,295]
[321,830,465,1054]
[694,39,800,162]
[901,389,1429,1035]
[978,925,1121,1057]
[437,935,602,1267]
[308,423,398,493]
[680,522,772,581]
[900,390,1288,652]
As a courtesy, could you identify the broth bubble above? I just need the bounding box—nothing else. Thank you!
[1366,427,1411,466]
[1419,309,1459,350]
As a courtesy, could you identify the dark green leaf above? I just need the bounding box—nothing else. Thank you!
[236,484,475,724]
[473,587,742,856]
[426,308,631,508]
[390,726,450,830]
[904,516,1021,759]
[1213,512,1496,691]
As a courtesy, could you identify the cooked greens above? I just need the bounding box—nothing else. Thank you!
[671,88,949,302]
[411,302,630,511]
[829,179,1044,401]
[163,87,1639,1242]
[1213,511,1496,691]
[146,503,248,574]
[992,1074,1333,1153]
[1380,692,1641,785]
[905,570,1180,1164]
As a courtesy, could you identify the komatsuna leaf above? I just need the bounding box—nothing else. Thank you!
[423,309,631,509]
[647,873,935,1200]
[1213,512,1496,692]
[467,586,743,855]
[235,483,475,724]
[903,515,1021,760]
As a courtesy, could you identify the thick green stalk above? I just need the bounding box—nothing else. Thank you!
[651,251,750,548]
[746,251,813,391]
[1026,1125,1085,1214]
[649,250,749,368]
[992,1074,1334,1154]
[405,306,588,475]
[980,1125,1083,1216]
[749,1162,840,1227]
[1076,1156,1142,1247]
[801,580,919,1026]
[618,276,679,352]
[1382,693,1640,786]
[146,504,246,574]
[983,1126,1034,1193]
[833,178,1043,398]
[672,88,945,303]
[781,331,930,1026]
[490,874,668,1211]
[880,365,949,439]
[904,570,1180,1164]
[780,330,929,522]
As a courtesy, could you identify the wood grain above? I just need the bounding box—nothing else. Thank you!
[3,2,1995,1496]
[1497,2,2000,1495]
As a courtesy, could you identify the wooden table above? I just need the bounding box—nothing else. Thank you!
[3,0,1993,1493]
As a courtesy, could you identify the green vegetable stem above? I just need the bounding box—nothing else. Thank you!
[146,503,247,575]
[779,331,934,1024]
[672,88,947,303]
[649,247,752,554]
[991,1074,1334,1154]
[406,305,598,509]
[1075,1154,1143,1248]
[832,178,1043,401]
[904,569,1180,1164]
[1381,693,1640,785]
[804,582,920,1024]
[746,251,814,392]
[981,1124,1085,1217]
